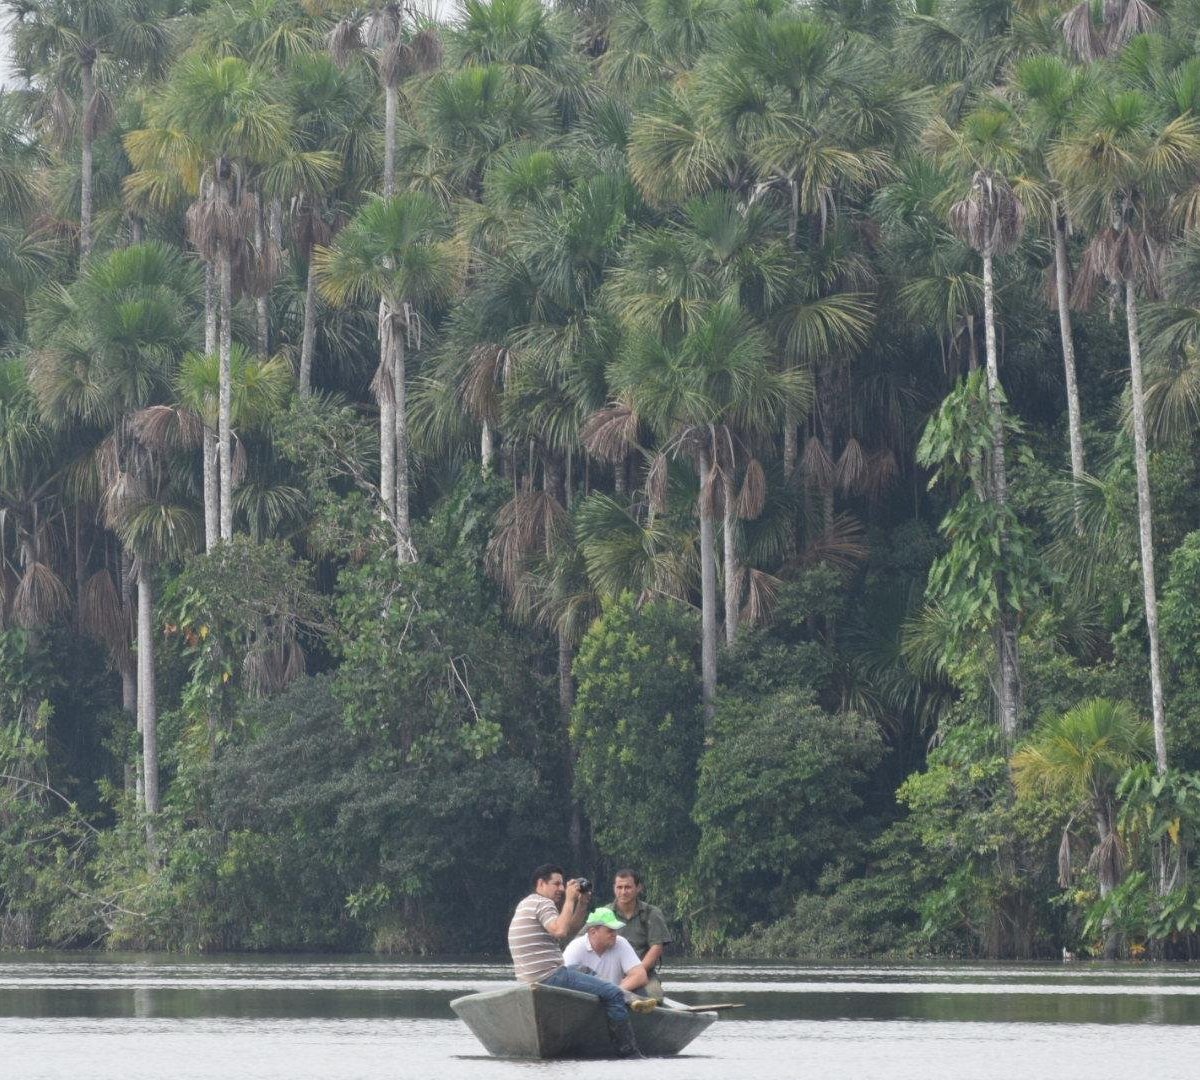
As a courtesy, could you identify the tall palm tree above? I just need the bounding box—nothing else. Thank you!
[129,52,295,544]
[1051,85,1200,773]
[1011,55,1091,515]
[7,0,176,258]
[280,52,376,397]
[25,241,201,840]
[605,298,807,719]
[328,0,443,197]
[928,105,1028,742]
[314,191,459,560]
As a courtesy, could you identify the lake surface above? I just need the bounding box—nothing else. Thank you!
[2,955,1199,1079]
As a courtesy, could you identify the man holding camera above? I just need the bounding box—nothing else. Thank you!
[507,864,643,1058]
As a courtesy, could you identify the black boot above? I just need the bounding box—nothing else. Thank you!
[607,1017,646,1058]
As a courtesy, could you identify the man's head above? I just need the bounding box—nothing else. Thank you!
[532,863,566,908]
[613,869,642,909]
[584,907,626,954]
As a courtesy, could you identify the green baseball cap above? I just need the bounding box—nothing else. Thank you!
[585,907,626,930]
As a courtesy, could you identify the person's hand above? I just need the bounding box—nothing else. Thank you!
[564,879,582,904]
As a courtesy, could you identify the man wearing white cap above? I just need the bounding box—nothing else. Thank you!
[563,908,649,996]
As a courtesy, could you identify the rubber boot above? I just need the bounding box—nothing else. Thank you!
[607,1017,645,1058]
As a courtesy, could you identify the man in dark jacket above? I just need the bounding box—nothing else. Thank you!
[611,869,673,1000]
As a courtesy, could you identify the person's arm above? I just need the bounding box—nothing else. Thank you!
[640,943,664,972]
[615,938,648,992]
[545,880,588,939]
[619,963,648,992]
[642,906,672,971]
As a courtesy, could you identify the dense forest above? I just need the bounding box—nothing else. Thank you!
[3,0,1200,961]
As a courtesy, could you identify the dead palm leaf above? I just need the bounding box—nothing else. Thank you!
[486,490,569,593]
[800,434,835,489]
[799,512,868,570]
[328,16,364,68]
[131,404,203,451]
[741,567,782,626]
[80,568,130,667]
[1059,2,1105,61]
[581,402,641,462]
[12,562,70,629]
[836,436,867,493]
[737,458,766,520]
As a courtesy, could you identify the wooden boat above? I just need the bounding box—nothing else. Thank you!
[450,981,718,1058]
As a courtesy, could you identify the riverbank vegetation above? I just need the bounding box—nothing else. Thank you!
[4,0,1200,960]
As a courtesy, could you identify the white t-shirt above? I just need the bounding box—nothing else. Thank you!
[562,933,642,985]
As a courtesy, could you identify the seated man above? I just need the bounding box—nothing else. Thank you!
[611,868,673,1000]
[507,864,643,1058]
[563,908,649,997]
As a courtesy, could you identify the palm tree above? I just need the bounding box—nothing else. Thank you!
[25,241,201,840]
[1011,55,1091,516]
[129,52,295,544]
[7,0,175,258]
[328,0,443,197]
[314,191,459,560]
[1051,85,1200,773]
[280,52,376,397]
[928,105,1029,743]
[605,298,807,719]
[1011,697,1152,954]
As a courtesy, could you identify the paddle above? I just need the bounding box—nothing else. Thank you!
[660,998,745,1013]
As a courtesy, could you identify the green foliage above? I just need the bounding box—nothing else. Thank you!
[162,537,329,734]
[689,691,883,948]
[897,716,1066,957]
[8,0,1200,965]
[917,373,1043,656]
[570,593,703,904]
[332,471,549,767]
[726,821,930,960]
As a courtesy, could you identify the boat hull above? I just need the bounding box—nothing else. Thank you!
[450,982,717,1058]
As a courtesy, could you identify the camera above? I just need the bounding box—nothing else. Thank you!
[575,878,593,893]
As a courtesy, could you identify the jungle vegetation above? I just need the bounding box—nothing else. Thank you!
[4,0,1200,959]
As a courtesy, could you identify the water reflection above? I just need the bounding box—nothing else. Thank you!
[2,957,1199,1080]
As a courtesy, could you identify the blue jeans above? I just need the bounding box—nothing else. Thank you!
[541,965,629,1022]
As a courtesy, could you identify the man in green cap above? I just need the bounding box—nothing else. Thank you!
[562,908,649,995]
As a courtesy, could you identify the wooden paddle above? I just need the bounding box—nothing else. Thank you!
[662,1002,745,1013]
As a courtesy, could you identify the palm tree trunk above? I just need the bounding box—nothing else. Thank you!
[723,469,739,646]
[383,83,398,198]
[698,446,718,723]
[130,216,143,246]
[203,428,219,552]
[80,60,94,259]
[121,547,137,795]
[378,298,396,524]
[204,264,220,550]
[218,240,234,543]
[1053,211,1086,525]
[982,249,1021,742]
[393,328,415,562]
[481,421,494,475]
[254,196,269,357]
[783,404,798,480]
[559,623,583,863]
[299,256,318,397]
[1125,282,1168,774]
[137,569,159,851]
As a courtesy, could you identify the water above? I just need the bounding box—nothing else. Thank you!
[2,955,1199,1079]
